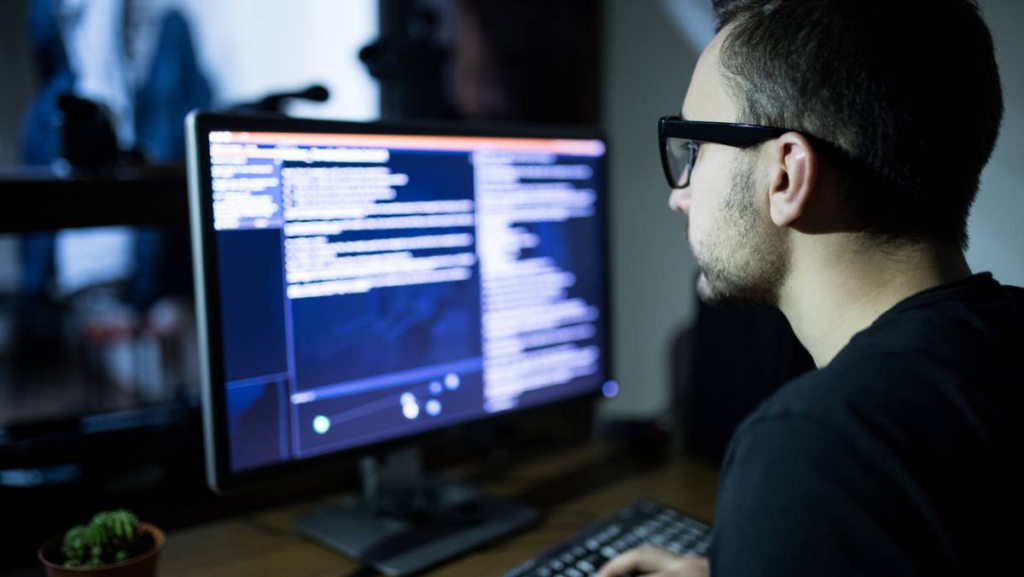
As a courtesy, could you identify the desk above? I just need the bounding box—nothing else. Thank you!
[159,444,719,576]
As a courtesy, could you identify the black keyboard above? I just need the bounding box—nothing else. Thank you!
[504,498,711,577]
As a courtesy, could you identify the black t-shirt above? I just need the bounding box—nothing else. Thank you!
[709,273,1023,576]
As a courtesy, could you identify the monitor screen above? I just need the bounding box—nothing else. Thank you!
[188,114,610,488]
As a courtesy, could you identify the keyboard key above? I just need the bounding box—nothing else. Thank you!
[503,499,711,577]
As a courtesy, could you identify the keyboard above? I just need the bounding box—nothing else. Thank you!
[503,498,711,577]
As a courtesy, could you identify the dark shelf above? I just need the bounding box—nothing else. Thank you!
[0,165,189,232]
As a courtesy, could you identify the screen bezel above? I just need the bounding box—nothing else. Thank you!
[186,111,613,494]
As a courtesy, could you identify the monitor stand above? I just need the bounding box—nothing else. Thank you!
[296,447,540,575]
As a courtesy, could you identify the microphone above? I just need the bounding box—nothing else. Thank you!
[233,84,331,114]
[293,84,329,103]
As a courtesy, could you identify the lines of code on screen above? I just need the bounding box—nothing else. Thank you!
[207,132,607,472]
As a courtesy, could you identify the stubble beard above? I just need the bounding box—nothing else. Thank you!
[692,154,790,308]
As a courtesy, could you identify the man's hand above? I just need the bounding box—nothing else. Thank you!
[595,545,709,577]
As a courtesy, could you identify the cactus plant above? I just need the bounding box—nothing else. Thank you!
[60,510,150,567]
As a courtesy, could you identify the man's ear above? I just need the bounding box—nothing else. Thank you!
[766,132,817,227]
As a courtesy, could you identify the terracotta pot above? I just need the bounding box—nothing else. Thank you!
[38,522,165,577]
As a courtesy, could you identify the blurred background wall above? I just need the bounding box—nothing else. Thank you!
[170,0,379,121]
[0,1,36,166]
[965,0,1024,289]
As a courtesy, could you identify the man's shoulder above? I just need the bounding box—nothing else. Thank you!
[862,273,1024,356]
[753,275,1024,427]
[742,353,892,425]
[736,307,1020,474]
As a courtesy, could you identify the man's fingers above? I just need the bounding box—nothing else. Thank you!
[595,545,681,577]
[595,548,642,577]
[648,555,710,577]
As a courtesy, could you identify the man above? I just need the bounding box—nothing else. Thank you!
[599,1,1019,576]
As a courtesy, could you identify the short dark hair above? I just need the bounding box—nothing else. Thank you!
[712,0,1003,250]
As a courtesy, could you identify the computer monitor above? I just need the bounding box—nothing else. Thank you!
[185,111,611,573]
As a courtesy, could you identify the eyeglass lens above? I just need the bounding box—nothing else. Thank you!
[665,137,696,188]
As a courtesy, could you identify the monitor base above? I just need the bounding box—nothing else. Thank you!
[296,449,540,575]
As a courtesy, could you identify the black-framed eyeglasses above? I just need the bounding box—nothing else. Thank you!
[659,115,789,189]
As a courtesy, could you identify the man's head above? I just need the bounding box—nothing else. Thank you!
[671,0,1003,307]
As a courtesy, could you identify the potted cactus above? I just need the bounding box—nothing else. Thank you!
[37,509,165,577]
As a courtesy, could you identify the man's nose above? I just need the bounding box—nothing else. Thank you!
[668,186,691,214]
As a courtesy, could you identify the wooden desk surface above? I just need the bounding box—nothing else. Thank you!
[160,444,719,576]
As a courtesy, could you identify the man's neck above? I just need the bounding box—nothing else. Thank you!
[778,237,973,368]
